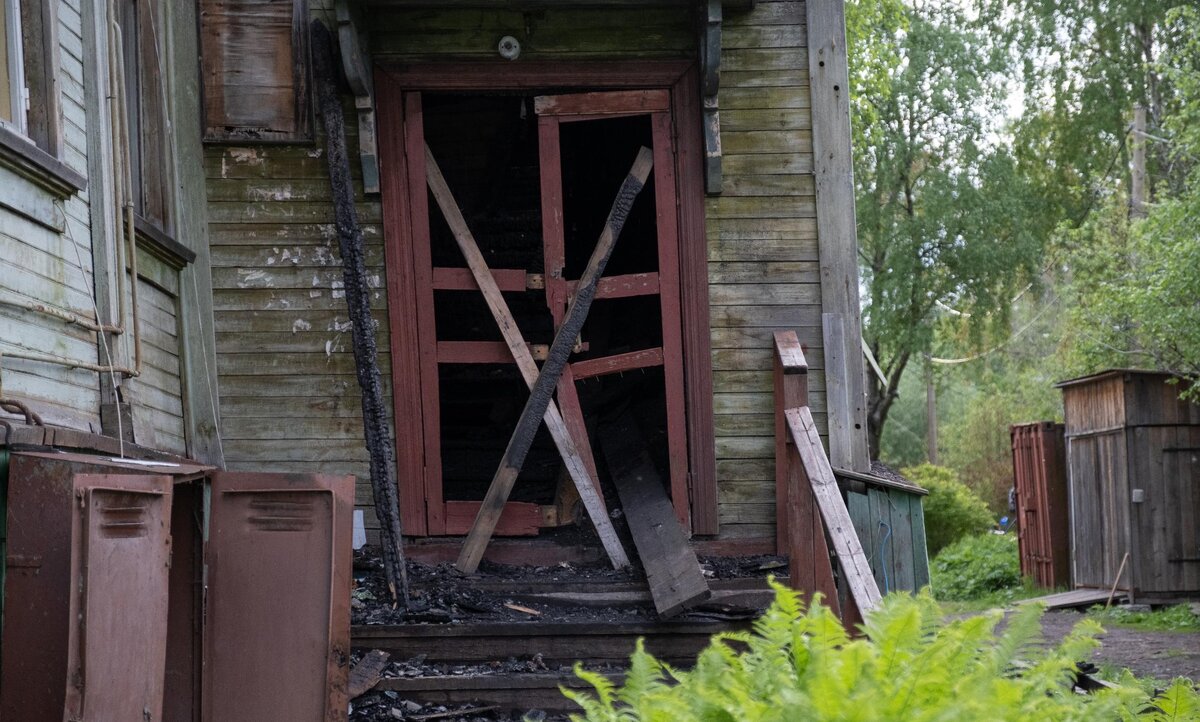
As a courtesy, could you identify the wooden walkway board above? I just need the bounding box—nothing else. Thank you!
[600,413,711,618]
[785,406,882,614]
[1015,587,1126,610]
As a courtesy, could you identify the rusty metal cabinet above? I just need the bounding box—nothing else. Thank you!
[203,472,353,722]
[1011,422,1071,589]
[0,451,352,721]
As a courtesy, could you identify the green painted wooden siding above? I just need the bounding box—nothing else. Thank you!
[0,0,99,430]
[847,487,931,593]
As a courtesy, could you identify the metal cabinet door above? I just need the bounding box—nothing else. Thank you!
[202,472,353,722]
[63,473,174,722]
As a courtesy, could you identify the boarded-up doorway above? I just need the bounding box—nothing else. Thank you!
[380,66,716,538]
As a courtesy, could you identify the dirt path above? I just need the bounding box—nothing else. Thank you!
[1038,610,1200,682]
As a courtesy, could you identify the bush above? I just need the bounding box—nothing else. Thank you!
[931,532,1022,601]
[902,463,994,555]
[560,583,1199,721]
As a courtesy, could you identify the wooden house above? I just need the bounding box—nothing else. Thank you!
[1,0,879,571]
[1057,370,1200,602]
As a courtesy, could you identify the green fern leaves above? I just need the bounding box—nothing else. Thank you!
[558,584,1200,722]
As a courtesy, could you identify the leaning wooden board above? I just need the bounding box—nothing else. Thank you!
[600,412,711,618]
[785,406,881,613]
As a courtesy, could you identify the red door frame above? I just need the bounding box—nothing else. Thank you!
[376,61,718,537]
[535,91,689,527]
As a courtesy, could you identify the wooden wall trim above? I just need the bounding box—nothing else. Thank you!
[376,73,429,535]
[376,61,694,90]
[673,68,718,535]
[166,0,224,464]
[806,0,870,473]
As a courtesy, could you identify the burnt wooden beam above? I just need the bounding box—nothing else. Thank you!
[700,0,723,194]
[311,20,409,606]
[455,147,654,573]
[424,145,631,571]
[600,412,712,618]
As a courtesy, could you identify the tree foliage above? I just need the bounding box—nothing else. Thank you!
[1056,6,1200,398]
[847,1,1047,456]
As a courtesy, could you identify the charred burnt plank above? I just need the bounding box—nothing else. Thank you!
[454,147,653,574]
[311,21,408,604]
[348,650,391,699]
[600,412,712,618]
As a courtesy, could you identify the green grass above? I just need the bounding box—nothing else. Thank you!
[1086,604,1200,633]
[937,581,1053,615]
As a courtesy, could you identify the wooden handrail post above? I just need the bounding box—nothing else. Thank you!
[774,330,808,557]
[774,330,844,616]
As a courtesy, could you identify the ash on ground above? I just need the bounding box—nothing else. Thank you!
[352,549,785,626]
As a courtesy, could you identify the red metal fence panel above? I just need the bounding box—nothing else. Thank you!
[1010,422,1071,589]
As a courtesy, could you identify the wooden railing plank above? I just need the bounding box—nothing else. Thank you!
[785,406,882,613]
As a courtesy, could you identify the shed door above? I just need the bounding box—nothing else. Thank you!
[63,473,173,721]
[202,472,352,722]
[398,89,689,535]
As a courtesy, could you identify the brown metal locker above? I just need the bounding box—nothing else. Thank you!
[202,472,352,722]
[63,474,174,721]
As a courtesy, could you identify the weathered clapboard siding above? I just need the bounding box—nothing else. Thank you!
[119,250,187,455]
[0,0,99,431]
[205,120,393,523]
[708,1,819,539]
[368,8,694,60]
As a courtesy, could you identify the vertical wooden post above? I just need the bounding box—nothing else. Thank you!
[774,331,839,611]
[809,0,871,474]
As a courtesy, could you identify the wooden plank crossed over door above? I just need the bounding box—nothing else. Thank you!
[424,145,630,571]
[454,147,655,574]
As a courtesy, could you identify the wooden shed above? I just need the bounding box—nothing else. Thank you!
[838,466,929,593]
[1057,370,1200,602]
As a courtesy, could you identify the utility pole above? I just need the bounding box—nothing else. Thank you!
[1131,105,1147,219]
[926,361,938,465]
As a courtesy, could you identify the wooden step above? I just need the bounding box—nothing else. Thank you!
[369,671,621,715]
[352,618,747,667]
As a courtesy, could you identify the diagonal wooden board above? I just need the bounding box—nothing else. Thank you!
[454,147,654,574]
[424,145,630,571]
[599,412,711,618]
[785,406,882,614]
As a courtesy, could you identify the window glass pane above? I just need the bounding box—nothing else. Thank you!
[0,1,12,125]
